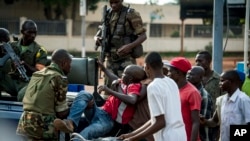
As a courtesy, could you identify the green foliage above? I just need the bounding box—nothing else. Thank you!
[204,42,212,54]
[170,31,180,37]
[87,0,99,12]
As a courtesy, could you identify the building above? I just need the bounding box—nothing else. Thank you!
[0,1,246,53]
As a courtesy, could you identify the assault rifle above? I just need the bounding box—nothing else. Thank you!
[95,5,110,63]
[0,42,29,82]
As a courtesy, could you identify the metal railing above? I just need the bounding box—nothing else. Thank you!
[0,18,66,35]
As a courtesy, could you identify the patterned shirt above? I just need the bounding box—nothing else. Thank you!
[198,85,213,119]
[197,85,213,141]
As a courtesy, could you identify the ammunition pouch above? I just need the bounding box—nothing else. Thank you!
[124,35,143,58]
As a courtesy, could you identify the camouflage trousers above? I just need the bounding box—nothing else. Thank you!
[16,111,58,141]
[104,56,136,87]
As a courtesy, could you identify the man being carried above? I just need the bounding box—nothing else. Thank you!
[54,61,146,140]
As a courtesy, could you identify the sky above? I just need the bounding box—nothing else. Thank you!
[124,0,176,5]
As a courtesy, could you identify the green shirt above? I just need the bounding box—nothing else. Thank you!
[11,40,48,77]
[203,71,221,110]
[242,76,250,96]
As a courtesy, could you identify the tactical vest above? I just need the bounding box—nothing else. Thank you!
[108,6,135,50]
[23,68,64,115]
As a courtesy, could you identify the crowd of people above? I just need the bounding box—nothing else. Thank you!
[1,0,250,141]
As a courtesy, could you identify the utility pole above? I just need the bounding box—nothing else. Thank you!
[212,0,224,74]
[244,0,249,74]
[80,0,86,57]
[180,19,185,56]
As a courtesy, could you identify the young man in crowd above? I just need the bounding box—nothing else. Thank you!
[200,70,250,141]
[167,57,201,141]
[119,52,186,141]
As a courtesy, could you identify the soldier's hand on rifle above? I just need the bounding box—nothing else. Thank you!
[19,60,37,73]
[12,60,24,68]
[117,44,132,57]
[94,36,102,49]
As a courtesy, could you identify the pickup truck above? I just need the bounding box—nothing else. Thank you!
[0,57,102,141]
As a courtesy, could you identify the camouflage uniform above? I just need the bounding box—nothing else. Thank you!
[203,71,221,110]
[16,63,69,141]
[0,40,47,97]
[104,5,146,86]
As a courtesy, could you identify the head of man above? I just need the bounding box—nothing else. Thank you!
[109,0,123,12]
[219,70,241,95]
[122,64,146,85]
[0,28,10,43]
[21,19,37,45]
[144,52,163,79]
[195,51,212,71]
[167,57,192,82]
[51,49,72,75]
[187,66,205,87]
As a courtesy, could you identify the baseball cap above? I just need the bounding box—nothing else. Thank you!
[162,60,170,68]
[167,57,192,73]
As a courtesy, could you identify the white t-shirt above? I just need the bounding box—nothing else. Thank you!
[147,76,187,141]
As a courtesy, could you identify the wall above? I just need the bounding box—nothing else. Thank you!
[35,35,245,53]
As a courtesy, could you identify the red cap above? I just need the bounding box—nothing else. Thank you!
[168,57,192,73]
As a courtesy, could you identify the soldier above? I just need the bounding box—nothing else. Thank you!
[94,0,147,97]
[0,28,10,43]
[16,49,71,141]
[0,28,11,95]
[0,19,48,99]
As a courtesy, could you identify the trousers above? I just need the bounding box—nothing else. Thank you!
[67,90,114,140]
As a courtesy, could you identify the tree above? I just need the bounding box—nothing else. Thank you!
[4,0,101,21]
[42,0,101,20]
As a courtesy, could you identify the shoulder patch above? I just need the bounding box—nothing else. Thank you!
[36,47,47,58]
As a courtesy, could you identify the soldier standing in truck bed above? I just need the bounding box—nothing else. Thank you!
[94,0,147,98]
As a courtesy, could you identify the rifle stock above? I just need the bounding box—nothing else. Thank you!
[1,42,29,82]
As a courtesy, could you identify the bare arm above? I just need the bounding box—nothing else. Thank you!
[97,60,118,82]
[191,110,200,141]
[200,110,219,127]
[137,84,147,102]
[129,32,147,50]
[120,115,165,141]
[117,32,147,56]
[98,85,138,105]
